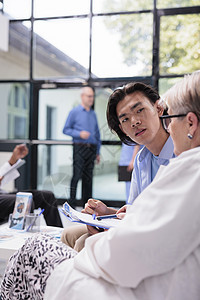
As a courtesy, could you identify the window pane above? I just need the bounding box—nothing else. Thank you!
[95,88,119,142]
[33,19,89,80]
[92,14,153,78]
[38,87,118,142]
[93,145,126,202]
[34,0,90,17]
[93,0,153,13]
[160,14,200,75]
[4,0,31,19]
[38,88,82,140]
[0,22,30,80]
[159,77,183,95]
[0,83,30,139]
[157,0,200,9]
[37,144,126,202]
[37,145,74,199]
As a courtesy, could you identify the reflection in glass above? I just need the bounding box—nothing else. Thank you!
[92,14,153,78]
[0,22,30,80]
[4,0,31,19]
[160,14,200,75]
[93,145,126,201]
[157,0,200,9]
[33,19,89,80]
[93,0,153,14]
[34,0,90,17]
[0,83,30,139]
[37,145,73,199]
[37,144,126,201]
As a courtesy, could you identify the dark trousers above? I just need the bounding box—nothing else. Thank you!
[0,190,63,227]
[70,144,97,208]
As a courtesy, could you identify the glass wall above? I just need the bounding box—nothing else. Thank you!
[37,87,125,200]
[160,14,200,76]
[0,0,199,205]
[0,83,30,139]
[91,14,153,78]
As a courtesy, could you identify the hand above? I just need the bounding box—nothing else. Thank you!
[80,131,90,139]
[96,154,100,164]
[127,162,133,172]
[9,144,28,166]
[86,225,104,235]
[0,176,3,185]
[116,204,128,219]
[82,198,116,216]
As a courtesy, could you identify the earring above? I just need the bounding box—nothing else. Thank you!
[187,133,193,139]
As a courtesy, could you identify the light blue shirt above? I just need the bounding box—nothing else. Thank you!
[151,154,160,181]
[119,143,143,166]
[128,136,175,204]
[63,105,101,154]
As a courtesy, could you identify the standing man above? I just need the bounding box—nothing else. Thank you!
[63,86,101,208]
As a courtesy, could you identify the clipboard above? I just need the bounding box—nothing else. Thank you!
[60,202,121,229]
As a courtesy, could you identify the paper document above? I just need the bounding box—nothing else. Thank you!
[1,159,26,177]
[60,202,121,229]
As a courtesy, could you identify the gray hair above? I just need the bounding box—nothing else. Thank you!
[163,71,200,120]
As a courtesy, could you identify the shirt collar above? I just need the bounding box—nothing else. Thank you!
[80,104,91,112]
[138,135,174,162]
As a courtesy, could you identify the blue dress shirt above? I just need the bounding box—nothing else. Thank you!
[63,105,101,154]
[128,136,175,204]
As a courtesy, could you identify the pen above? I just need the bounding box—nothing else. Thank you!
[96,214,118,221]
[26,208,45,232]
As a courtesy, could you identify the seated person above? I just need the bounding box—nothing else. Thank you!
[1,71,200,300]
[0,144,63,227]
[61,81,175,251]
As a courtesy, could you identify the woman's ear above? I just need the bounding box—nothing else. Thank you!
[187,112,198,134]
[155,100,164,117]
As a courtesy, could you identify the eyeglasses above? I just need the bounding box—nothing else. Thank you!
[160,114,187,131]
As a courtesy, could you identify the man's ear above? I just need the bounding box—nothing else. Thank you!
[155,100,164,117]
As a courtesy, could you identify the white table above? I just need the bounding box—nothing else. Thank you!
[0,224,64,261]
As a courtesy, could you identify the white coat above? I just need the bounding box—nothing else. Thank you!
[45,147,200,300]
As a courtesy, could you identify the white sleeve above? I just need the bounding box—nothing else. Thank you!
[74,150,200,288]
[0,162,20,187]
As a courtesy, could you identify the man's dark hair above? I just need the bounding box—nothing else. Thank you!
[106,82,160,145]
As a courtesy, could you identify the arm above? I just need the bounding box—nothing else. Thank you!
[127,158,140,204]
[95,119,101,156]
[63,110,85,139]
[9,144,28,166]
[127,145,141,172]
[0,144,28,186]
[74,152,200,288]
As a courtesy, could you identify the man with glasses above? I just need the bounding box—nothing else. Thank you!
[63,86,101,209]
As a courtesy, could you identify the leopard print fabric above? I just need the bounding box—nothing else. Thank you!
[0,233,77,300]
